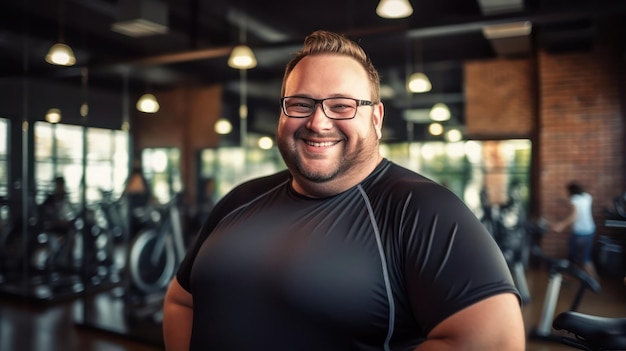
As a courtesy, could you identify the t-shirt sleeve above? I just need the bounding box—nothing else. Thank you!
[401,184,519,334]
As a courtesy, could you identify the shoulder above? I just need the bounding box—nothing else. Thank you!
[218,170,291,208]
[373,161,458,201]
[366,161,468,217]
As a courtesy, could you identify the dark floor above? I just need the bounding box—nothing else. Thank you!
[0,265,624,351]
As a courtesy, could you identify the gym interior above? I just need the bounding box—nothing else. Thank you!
[1,0,626,350]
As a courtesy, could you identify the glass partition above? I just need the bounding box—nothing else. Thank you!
[200,146,285,202]
[380,139,531,216]
[198,140,531,212]
[1,121,129,301]
[34,122,84,204]
[0,118,7,197]
[141,148,182,204]
[0,118,8,286]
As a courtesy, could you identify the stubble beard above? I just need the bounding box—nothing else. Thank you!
[278,130,377,184]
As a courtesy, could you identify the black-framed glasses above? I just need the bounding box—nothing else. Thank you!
[280,96,375,120]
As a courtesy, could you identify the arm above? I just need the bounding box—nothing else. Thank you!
[163,277,194,351]
[551,203,577,233]
[415,293,525,350]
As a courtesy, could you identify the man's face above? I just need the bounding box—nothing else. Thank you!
[276,54,384,197]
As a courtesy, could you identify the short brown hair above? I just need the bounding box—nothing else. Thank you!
[281,30,381,103]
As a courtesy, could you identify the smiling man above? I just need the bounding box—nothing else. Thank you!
[163,30,525,351]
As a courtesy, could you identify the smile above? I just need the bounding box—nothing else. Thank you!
[304,140,340,147]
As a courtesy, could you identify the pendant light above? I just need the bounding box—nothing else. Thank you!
[228,45,257,69]
[407,73,432,93]
[45,108,62,124]
[228,13,254,156]
[445,128,463,142]
[429,103,451,122]
[45,0,76,66]
[228,14,257,70]
[376,0,414,19]
[428,122,443,136]
[45,43,76,66]
[136,93,160,113]
[407,38,431,93]
[214,118,233,135]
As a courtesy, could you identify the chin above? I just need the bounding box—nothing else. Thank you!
[297,161,340,183]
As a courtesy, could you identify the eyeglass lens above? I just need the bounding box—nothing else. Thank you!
[283,97,360,119]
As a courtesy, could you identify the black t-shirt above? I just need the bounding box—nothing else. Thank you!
[177,159,519,351]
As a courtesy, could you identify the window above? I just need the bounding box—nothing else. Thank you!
[381,139,532,216]
[34,122,129,205]
[0,118,8,197]
[86,128,129,201]
[199,146,284,201]
[141,148,182,204]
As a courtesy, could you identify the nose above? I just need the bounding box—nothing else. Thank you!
[306,102,333,131]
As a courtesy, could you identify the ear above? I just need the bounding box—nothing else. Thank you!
[372,101,385,140]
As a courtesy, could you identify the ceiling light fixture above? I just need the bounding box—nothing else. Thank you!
[407,72,432,93]
[136,93,160,113]
[214,118,233,135]
[46,108,62,124]
[428,122,443,136]
[406,38,431,93]
[228,13,257,70]
[445,128,463,142]
[429,103,451,121]
[45,43,76,66]
[46,0,76,66]
[228,45,257,69]
[376,0,414,19]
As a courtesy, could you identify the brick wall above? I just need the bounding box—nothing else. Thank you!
[538,45,624,257]
[465,44,625,258]
[465,58,535,138]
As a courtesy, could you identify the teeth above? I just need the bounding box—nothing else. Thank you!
[306,140,336,147]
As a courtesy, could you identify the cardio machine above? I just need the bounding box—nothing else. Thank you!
[527,219,602,343]
[553,311,626,351]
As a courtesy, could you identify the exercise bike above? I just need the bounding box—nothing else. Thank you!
[124,192,186,323]
[480,190,533,304]
[553,311,626,350]
[526,220,603,343]
[126,192,186,298]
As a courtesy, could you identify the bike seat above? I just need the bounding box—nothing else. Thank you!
[553,311,626,349]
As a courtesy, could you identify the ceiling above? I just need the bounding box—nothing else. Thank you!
[1,0,625,142]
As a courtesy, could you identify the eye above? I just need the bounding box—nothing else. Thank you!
[286,98,314,111]
[327,99,355,112]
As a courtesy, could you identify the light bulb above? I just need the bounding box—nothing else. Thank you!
[45,108,62,123]
[214,118,233,135]
[429,103,451,121]
[45,43,76,66]
[429,123,443,136]
[228,45,257,69]
[136,94,160,113]
[376,0,414,19]
[407,72,432,93]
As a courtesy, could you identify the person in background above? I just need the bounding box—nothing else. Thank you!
[39,176,77,268]
[123,164,155,235]
[551,181,599,279]
[163,30,525,351]
[40,176,74,234]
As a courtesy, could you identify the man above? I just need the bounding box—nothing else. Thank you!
[163,30,525,350]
